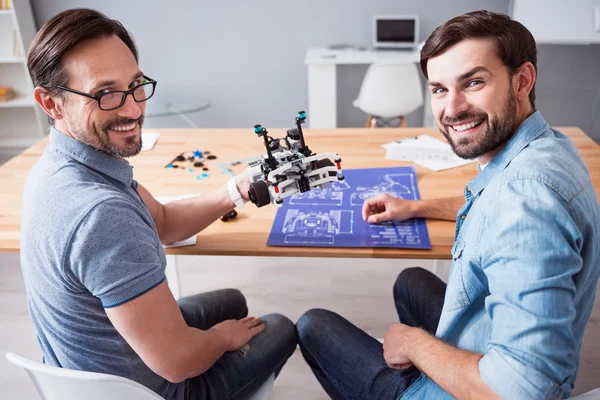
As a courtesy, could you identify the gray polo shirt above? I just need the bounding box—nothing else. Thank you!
[20,128,184,399]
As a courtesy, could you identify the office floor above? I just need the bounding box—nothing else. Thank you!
[1,252,599,399]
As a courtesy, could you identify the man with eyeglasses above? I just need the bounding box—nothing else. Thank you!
[20,8,296,400]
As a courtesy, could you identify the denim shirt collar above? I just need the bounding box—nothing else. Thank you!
[465,111,549,199]
[48,127,134,187]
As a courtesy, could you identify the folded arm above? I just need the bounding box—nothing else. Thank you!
[386,326,500,400]
[105,281,264,383]
[362,194,464,223]
[476,180,581,398]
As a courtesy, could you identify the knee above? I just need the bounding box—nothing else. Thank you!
[394,267,427,300]
[260,313,297,351]
[224,288,247,316]
[296,308,338,343]
[262,313,295,336]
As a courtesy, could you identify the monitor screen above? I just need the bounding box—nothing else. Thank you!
[376,19,415,43]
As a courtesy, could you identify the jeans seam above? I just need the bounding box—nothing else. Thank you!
[302,343,357,400]
[227,343,294,400]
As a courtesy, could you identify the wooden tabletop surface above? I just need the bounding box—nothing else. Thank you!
[1,127,598,259]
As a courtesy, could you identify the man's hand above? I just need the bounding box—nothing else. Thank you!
[362,194,417,223]
[235,169,252,202]
[383,323,421,369]
[210,317,265,351]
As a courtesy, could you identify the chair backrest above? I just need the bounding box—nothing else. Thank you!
[354,62,424,118]
[5,352,164,400]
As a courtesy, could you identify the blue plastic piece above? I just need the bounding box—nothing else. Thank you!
[298,111,306,120]
[254,125,262,133]
[201,173,209,178]
[193,150,203,158]
[188,168,193,172]
[166,163,174,168]
[196,176,201,180]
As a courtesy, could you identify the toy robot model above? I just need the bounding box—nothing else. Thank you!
[247,111,344,207]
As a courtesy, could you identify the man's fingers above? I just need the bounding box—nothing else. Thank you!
[249,323,265,336]
[243,317,262,328]
[364,203,388,222]
[362,200,371,220]
[390,362,413,370]
[368,210,392,224]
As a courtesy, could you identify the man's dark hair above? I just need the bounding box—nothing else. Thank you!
[27,8,138,125]
[420,10,537,108]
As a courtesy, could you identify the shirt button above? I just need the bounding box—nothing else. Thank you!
[461,215,466,220]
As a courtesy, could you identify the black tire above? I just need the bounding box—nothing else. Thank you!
[248,180,271,207]
[315,158,334,168]
[315,158,337,177]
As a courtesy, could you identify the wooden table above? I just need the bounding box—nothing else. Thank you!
[2,127,599,261]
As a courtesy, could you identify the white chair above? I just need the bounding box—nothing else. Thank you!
[353,62,424,128]
[6,352,274,400]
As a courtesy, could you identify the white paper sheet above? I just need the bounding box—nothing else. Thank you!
[383,134,477,171]
[155,194,200,248]
[141,132,160,151]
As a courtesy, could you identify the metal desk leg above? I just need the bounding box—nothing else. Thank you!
[307,64,337,129]
[165,254,181,300]
[432,259,441,276]
[432,259,451,282]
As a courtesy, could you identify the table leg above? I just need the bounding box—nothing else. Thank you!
[165,103,199,129]
[432,259,451,282]
[165,254,181,300]
[307,64,337,129]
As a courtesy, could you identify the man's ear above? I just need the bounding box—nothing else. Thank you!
[33,87,65,121]
[514,62,536,104]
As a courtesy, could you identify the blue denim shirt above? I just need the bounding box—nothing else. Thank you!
[401,112,600,399]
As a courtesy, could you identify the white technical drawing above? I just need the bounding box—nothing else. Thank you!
[289,180,352,206]
[282,209,354,244]
[369,219,423,246]
[349,173,416,206]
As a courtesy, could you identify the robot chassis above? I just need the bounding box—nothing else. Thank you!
[247,111,344,208]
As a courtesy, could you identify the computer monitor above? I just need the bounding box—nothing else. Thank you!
[373,15,419,49]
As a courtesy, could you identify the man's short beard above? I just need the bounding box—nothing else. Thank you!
[439,86,519,160]
[93,115,144,158]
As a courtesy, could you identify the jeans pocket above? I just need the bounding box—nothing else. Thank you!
[445,238,471,311]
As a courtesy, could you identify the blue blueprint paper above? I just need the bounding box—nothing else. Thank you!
[267,166,431,249]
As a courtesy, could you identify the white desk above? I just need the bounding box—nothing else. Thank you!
[304,47,421,129]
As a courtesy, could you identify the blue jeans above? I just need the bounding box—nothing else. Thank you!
[179,289,297,400]
[296,267,446,399]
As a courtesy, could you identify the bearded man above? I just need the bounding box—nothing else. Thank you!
[20,8,295,400]
[296,10,600,400]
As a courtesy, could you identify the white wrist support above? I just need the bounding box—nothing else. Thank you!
[228,177,246,208]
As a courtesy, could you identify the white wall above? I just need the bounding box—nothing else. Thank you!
[30,0,600,142]
[30,0,506,129]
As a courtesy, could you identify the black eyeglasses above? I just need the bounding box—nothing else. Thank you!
[53,75,157,111]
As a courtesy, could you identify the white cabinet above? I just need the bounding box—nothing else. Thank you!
[511,0,600,44]
[0,0,46,157]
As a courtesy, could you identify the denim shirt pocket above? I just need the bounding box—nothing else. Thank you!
[445,238,471,311]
